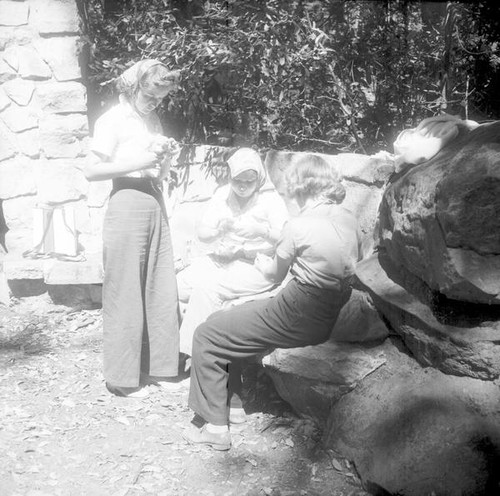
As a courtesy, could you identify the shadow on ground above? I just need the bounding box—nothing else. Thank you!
[0,294,369,496]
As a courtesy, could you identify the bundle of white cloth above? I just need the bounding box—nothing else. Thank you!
[393,113,479,172]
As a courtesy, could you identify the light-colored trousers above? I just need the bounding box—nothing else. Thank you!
[176,256,275,355]
[103,187,179,387]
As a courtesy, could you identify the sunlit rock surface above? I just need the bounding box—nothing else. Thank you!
[356,254,500,380]
[379,121,500,304]
[263,340,387,421]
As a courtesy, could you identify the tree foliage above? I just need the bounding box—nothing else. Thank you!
[79,0,500,154]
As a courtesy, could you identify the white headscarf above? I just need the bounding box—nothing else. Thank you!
[227,148,267,189]
[116,59,167,102]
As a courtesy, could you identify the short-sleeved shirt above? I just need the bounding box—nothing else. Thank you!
[276,201,361,290]
[90,101,163,178]
[200,184,289,255]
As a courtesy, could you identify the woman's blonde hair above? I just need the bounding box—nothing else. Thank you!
[116,59,180,102]
[285,154,346,203]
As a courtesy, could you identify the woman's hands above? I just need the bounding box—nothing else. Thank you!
[144,137,182,180]
[233,219,268,238]
[140,151,162,169]
[150,136,181,160]
[138,150,163,178]
[83,136,181,182]
[212,240,241,261]
[254,253,276,279]
[217,218,234,234]
[198,216,270,244]
[255,253,290,284]
[217,218,268,239]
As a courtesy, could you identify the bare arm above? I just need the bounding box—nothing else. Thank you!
[82,150,160,182]
[254,253,291,284]
[266,225,282,243]
[197,225,220,242]
[196,216,232,242]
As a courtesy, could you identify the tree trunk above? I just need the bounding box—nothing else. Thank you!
[421,1,446,32]
[440,2,455,111]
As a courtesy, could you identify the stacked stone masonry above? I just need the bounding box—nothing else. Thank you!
[0,0,100,268]
[0,0,395,293]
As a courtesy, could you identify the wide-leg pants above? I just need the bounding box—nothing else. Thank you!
[188,277,352,425]
[102,187,179,387]
[177,256,275,355]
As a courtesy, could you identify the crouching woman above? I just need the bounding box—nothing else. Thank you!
[183,154,362,450]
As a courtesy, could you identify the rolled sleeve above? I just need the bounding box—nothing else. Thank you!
[91,112,117,159]
[275,220,295,263]
[266,192,289,232]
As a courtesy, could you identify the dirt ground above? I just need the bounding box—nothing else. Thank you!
[0,293,369,496]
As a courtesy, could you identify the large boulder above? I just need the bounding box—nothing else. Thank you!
[263,339,388,422]
[329,289,389,343]
[324,337,500,496]
[260,285,389,423]
[356,254,500,380]
[379,121,500,305]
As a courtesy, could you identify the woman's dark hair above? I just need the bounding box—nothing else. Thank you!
[285,154,346,203]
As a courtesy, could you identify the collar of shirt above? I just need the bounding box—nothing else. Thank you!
[300,198,334,214]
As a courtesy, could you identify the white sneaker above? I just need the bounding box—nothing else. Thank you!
[229,408,247,424]
[106,383,150,398]
[149,376,183,391]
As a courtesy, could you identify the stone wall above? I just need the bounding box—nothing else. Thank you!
[0,0,104,286]
[0,0,395,304]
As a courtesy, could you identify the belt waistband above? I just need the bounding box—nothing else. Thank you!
[112,177,163,195]
[295,275,353,292]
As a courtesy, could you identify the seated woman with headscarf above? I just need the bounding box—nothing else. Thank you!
[176,148,289,356]
[183,154,361,450]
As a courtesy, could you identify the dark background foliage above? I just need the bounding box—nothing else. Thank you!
[78,0,500,154]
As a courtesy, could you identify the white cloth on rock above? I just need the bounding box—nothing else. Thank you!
[393,113,479,172]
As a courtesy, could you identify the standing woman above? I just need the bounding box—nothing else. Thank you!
[83,59,181,397]
[183,154,361,449]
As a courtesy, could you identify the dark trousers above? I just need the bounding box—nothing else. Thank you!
[188,277,352,425]
[102,183,179,387]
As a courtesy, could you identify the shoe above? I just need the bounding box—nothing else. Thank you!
[148,376,183,391]
[179,353,191,375]
[182,424,231,451]
[229,408,247,425]
[156,381,182,391]
[106,383,149,398]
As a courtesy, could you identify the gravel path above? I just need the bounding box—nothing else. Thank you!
[0,294,368,496]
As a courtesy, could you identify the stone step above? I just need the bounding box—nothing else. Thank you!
[3,251,103,285]
[2,252,103,305]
